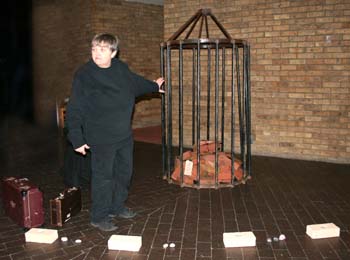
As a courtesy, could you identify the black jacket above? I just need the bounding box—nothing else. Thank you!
[66,58,158,148]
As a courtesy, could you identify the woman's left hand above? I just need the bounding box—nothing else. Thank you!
[155,77,165,93]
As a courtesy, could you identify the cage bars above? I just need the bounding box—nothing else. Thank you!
[160,9,251,188]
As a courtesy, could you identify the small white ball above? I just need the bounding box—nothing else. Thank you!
[169,243,175,248]
[75,239,82,243]
[163,243,169,249]
[61,237,68,242]
[279,234,286,241]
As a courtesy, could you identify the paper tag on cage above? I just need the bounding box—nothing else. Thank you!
[184,160,193,176]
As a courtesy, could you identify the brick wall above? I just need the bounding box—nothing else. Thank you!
[32,0,163,128]
[89,0,163,128]
[32,0,92,126]
[163,0,350,163]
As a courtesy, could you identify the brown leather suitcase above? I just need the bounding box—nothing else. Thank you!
[50,187,82,226]
[2,177,44,228]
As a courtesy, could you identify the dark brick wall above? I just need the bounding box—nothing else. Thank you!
[90,0,163,128]
[32,0,92,126]
[32,0,163,128]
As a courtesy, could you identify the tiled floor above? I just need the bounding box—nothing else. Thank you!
[1,117,350,260]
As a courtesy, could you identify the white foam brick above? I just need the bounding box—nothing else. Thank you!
[25,228,58,244]
[108,235,142,252]
[306,223,340,239]
[223,231,256,248]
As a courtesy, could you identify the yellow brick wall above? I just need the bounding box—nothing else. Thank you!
[163,0,350,163]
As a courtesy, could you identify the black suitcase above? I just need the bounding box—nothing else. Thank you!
[50,187,82,227]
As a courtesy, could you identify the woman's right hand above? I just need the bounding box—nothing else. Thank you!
[75,144,90,155]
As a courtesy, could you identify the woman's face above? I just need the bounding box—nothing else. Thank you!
[91,41,117,68]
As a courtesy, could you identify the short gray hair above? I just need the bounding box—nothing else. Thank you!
[91,33,119,52]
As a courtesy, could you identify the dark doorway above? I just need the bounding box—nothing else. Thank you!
[1,0,33,121]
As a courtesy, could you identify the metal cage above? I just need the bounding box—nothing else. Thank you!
[161,9,251,188]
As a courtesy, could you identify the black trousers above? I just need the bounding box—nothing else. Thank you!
[62,141,91,189]
[89,136,133,223]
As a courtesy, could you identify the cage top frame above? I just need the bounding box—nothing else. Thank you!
[161,8,248,49]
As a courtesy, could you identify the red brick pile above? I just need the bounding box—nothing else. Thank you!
[171,141,243,186]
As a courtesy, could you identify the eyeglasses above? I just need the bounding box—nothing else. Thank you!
[91,45,111,53]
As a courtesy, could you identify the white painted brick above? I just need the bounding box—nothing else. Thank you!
[25,228,58,244]
[108,235,142,252]
[223,231,256,247]
[306,223,340,239]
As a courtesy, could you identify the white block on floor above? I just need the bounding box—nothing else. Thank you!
[108,235,142,252]
[306,223,340,239]
[25,228,58,244]
[223,231,256,248]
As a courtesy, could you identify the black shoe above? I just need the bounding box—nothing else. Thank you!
[90,219,118,231]
[109,208,137,219]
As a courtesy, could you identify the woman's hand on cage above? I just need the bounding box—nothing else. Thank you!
[154,77,165,93]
